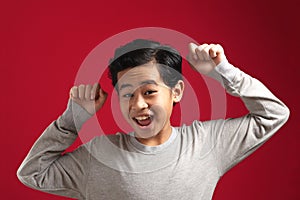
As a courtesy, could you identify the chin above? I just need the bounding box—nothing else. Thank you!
[132,126,159,139]
[131,121,163,139]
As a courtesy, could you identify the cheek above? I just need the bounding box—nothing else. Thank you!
[151,104,168,121]
[119,101,129,117]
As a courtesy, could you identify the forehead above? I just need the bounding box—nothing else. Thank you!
[117,62,164,90]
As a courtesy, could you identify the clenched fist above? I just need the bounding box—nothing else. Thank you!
[187,43,227,74]
[69,83,107,115]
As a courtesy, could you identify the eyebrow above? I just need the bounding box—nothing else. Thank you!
[119,80,158,91]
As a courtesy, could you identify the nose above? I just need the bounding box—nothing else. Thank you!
[130,93,148,111]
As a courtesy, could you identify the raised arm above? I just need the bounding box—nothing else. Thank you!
[17,83,107,198]
[188,43,290,175]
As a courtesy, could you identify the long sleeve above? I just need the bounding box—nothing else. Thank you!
[203,60,290,175]
[17,100,93,199]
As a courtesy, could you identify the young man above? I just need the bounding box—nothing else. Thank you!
[17,39,289,199]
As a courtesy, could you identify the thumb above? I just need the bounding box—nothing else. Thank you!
[209,44,226,66]
[188,42,199,61]
[95,88,108,109]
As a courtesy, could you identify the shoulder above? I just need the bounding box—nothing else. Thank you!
[86,132,131,153]
[175,119,225,136]
[175,119,226,148]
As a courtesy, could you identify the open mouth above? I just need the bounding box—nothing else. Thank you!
[133,115,153,127]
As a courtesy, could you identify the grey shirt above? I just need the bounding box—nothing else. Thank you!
[17,60,290,199]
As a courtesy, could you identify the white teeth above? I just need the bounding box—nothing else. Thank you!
[135,116,150,121]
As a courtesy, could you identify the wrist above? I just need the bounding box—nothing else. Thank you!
[58,99,93,133]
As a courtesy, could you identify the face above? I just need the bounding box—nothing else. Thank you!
[117,62,181,139]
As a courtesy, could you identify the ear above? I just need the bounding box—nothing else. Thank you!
[172,80,184,103]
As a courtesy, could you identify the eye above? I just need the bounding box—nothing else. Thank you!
[144,90,157,95]
[122,93,133,98]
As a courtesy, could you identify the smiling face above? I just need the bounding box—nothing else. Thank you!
[117,61,183,141]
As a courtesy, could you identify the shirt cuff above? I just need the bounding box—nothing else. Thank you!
[57,99,93,134]
[207,59,240,85]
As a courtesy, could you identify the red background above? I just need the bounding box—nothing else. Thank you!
[1,0,299,199]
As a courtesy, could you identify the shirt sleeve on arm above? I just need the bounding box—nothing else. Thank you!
[205,60,290,176]
[17,100,93,199]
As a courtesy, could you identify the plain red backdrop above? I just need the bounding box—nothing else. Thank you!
[1,0,299,199]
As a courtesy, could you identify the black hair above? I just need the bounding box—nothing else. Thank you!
[108,39,182,90]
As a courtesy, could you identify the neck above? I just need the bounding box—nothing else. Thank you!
[135,125,172,146]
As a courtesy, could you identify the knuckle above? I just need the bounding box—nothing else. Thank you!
[86,84,92,88]
[196,47,202,52]
[70,86,78,94]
